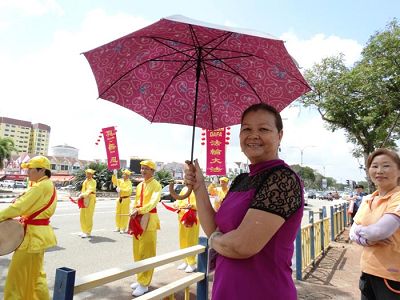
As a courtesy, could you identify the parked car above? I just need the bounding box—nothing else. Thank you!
[304,190,316,199]
[14,181,27,189]
[160,184,185,202]
[0,180,16,188]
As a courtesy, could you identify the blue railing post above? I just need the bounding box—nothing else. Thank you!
[197,237,209,300]
[343,202,347,226]
[309,211,315,265]
[330,206,335,241]
[335,205,339,235]
[340,203,345,231]
[53,267,76,300]
[319,208,324,254]
[295,229,302,280]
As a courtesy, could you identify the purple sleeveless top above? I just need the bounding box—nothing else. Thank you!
[212,159,304,300]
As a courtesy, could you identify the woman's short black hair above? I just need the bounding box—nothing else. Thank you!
[241,103,283,131]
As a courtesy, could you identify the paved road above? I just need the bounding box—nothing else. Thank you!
[0,194,191,299]
[0,191,346,299]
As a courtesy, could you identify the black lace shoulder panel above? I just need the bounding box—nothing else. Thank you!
[250,166,302,220]
[229,172,250,191]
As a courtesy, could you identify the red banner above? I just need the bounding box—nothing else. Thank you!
[102,126,120,170]
[206,128,226,176]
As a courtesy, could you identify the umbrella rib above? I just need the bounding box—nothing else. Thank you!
[98,40,196,98]
[205,49,310,97]
[198,57,216,130]
[150,36,197,61]
[188,25,202,50]
[150,59,198,123]
[201,44,310,89]
[202,57,264,102]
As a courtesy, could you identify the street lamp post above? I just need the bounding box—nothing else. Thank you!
[291,146,316,166]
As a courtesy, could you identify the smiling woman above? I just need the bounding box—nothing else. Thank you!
[350,148,400,299]
[184,103,304,300]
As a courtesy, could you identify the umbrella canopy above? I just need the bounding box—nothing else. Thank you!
[83,15,311,160]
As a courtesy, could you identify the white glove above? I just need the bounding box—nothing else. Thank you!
[116,187,121,193]
[78,193,83,199]
[113,169,118,175]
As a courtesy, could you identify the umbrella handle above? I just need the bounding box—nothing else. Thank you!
[169,182,193,200]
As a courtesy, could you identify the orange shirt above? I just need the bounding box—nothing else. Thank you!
[354,186,400,281]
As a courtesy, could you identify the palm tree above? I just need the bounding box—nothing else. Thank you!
[0,137,17,169]
[155,168,173,187]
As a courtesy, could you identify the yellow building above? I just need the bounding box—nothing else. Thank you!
[0,117,51,155]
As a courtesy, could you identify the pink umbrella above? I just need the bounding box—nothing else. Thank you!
[83,15,310,161]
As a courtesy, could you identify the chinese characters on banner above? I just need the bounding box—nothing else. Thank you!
[102,126,120,170]
[205,128,226,175]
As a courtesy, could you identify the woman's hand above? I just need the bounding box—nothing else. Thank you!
[184,159,204,192]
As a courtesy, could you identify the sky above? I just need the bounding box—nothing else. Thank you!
[0,0,399,183]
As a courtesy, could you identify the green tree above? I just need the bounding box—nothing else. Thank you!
[73,162,111,191]
[290,164,316,189]
[301,19,400,189]
[155,168,173,187]
[0,137,17,169]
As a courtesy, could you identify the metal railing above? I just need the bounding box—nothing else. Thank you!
[52,238,209,300]
[295,202,349,280]
[53,203,349,299]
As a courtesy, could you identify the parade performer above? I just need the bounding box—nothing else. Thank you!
[129,160,161,297]
[79,169,96,238]
[112,169,133,233]
[0,156,57,300]
[174,187,199,273]
[213,177,230,211]
[207,182,217,196]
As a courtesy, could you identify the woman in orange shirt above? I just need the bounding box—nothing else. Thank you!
[350,148,400,299]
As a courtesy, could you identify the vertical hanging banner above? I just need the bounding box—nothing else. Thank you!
[206,128,226,176]
[102,126,120,170]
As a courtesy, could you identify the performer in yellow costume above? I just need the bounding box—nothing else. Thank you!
[79,169,96,238]
[174,187,199,273]
[0,156,57,300]
[112,169,133,233]
[207,182,217,196]
[130,160,161,297]
[213,177,230,211]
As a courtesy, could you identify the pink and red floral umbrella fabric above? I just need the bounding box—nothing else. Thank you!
[83,15,311,131]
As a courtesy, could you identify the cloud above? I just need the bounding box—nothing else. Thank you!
[281,32,363,69]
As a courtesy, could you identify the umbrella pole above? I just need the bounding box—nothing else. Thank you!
[170,48,202,201]
[190,47,202,163]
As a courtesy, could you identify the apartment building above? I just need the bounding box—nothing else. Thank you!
[0,117,51,155]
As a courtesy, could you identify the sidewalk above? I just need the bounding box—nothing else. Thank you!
[295,227,362,299]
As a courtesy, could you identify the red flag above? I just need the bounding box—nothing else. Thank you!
[102,126,120,170]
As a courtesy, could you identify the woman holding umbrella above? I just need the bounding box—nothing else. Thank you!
[184,103,304,300]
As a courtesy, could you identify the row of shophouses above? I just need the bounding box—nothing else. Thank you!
[0,152,190,186]
[1,152,249,186]
[0,153,109,185]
